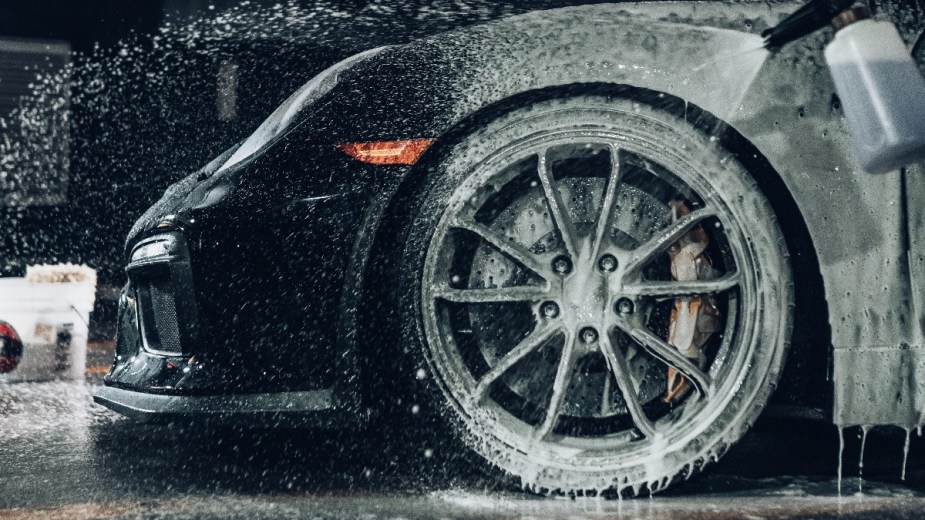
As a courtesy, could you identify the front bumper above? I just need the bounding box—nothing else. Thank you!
[97,188,374,422]
[94,230,354,424]
[95,233,347,424]
[97,140,398,423]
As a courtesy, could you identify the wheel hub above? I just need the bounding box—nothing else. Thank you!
[554,242,621,353]
[464,176,666,415]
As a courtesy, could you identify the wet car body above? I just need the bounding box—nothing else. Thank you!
[96,0,924,438]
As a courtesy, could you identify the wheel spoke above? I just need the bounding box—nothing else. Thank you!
[589,144,622,261]
[451,217,550,279]
[537,150,580,259]
[433,284,550,304]
[617,322,713,397]
[536,329,580,439]
[599,333,657,438]
[474,324,560,401]
[623,207,717,274]
[622,272,740,298]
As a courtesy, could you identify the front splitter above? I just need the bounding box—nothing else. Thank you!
[93,385,355,428]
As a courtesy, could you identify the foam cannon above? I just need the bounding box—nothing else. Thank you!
[763,1,925,173]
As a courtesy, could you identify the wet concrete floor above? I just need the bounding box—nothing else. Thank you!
[2,379,925,519]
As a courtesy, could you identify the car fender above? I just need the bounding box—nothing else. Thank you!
[310,2,920,427]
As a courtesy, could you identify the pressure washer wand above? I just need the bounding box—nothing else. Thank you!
[762,0,853,49]
[762,1,925,173]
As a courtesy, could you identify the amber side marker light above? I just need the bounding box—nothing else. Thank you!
[337,138,434,165]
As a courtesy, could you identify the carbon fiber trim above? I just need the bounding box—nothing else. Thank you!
[93,385,343,428]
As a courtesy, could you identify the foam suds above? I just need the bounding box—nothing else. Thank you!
[837,424,918,488]
[25,263,97,284]
[837,427,844,495]
[858,425,869,495]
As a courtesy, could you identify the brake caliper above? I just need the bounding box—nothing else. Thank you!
[663,201,721,403]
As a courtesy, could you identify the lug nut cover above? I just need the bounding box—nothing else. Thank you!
[552,256,572,275]
[541,301,560,318]
[579,327,598,344]
[616,298,635,315]
[598,254,618,272]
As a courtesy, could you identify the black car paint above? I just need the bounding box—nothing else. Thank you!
[110,140,388,391]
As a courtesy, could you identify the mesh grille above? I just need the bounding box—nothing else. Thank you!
[138,275,183,355]
[129,232,197,356]
[149,278,183,354]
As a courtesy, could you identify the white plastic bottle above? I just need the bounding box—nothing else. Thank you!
[825,9,925,173]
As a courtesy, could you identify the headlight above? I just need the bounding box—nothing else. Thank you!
[130,237,175,262]
[218,46,388,171]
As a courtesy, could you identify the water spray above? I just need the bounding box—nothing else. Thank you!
[764,1,925,173]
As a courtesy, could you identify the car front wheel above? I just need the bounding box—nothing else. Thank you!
[399,95,793,496]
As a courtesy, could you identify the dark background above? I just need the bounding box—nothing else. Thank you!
[1,0,607,340]
[0,0,603,283]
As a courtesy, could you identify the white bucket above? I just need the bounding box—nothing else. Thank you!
[0,264,97,382]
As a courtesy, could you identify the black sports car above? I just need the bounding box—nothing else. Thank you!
[95,1,925,495]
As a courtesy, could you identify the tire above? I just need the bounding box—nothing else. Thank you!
[397,95,793,496]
